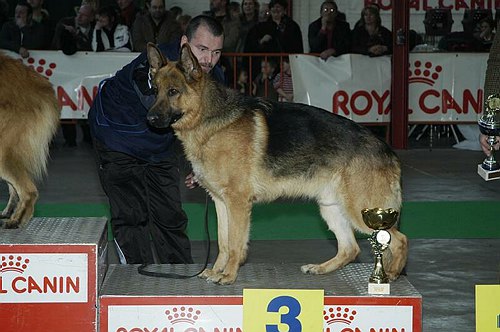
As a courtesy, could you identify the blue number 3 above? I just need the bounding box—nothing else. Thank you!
[266,295,302,332]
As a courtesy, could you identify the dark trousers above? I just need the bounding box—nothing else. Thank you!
[94,142,193,264]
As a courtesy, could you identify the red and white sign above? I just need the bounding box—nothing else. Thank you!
[0,253,88,303]
[0,245,99,332]
[291,52,487,123]
[100,296,421,332]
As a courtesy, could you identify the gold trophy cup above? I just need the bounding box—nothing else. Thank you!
[361,208,399,295]
[478,94,500,181]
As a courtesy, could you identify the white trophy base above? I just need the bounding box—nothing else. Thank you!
[368,282,390,295]
[477,164,500,181]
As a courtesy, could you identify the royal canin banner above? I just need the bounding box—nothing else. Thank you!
[101,296,420,332]
[291,52,487,123]
[0,252,88,303]
[1,49,487,122]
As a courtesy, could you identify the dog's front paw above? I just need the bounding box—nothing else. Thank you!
[198,268,216,280]
[301,264,326,275]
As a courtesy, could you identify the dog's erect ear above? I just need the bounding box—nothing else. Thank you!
[179,43,203,81]
[147,43,167,77]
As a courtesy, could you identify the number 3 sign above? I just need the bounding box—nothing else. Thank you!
[243,289,324,331]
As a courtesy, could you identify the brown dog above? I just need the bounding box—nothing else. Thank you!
[0,54,60,228]
[146,43,408,285]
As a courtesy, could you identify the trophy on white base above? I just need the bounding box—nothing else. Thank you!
[361,208,399,295]
[478,94,500,181]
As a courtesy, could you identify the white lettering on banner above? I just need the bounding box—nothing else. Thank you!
[0,253,88,303]
[291,52,488,123]
[106,304,413,331]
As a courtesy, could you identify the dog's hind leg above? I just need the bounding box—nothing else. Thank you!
[384,227,408,280]
[301,203,360,275]
[0,158,38,229]
[1,183,19,218]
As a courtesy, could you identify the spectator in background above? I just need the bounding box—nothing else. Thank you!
[92,5,131,52]
[177,14,191,33]
[170,5,182,20]
[236,67,249,94]
[0,0,50,57]
[116,0,138,29]
[273,56,293,102]
[52,3,95,147]
[229,1,240,20]
[52,3,95,54]
[0,0,8,27]
[475,17,496,51]
[245,0,303,54]
[235,0,259,53]
[132,0,181,52]
[204,0,239,52]
[258,2,270,22]
[350,4,392,56]
[27,0,48,24]
[308,1,350,60]
[252,57,278,100]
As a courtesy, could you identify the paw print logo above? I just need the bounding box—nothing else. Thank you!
[408,60,442,86]
[26,57,57,78]
[324,306,357,325]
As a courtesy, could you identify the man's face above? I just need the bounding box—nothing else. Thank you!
[15,5,30,28]
[242,0,255,15]
[321,3,337,22]
[210,0,224,12]
[181,25,224,73]
[116,0,133,10]
[270,3,285,22]
[149,0,165,20]
[76,5,94,27]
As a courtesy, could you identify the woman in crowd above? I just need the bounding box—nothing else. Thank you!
[350,5,392,56]
[92,5,131,52]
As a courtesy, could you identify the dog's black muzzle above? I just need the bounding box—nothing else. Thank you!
[147,109,183,128]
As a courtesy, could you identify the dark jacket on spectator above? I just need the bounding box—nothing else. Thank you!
[350,25,392,56]
[0,19,49,52]
[308,17,351,55]
[132,10,181,52]
[245,15,303,53]
[52,16,94,54]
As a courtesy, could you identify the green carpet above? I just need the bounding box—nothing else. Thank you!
[3,201,496,240]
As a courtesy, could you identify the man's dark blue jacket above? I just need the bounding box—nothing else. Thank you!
[88,41,225,162]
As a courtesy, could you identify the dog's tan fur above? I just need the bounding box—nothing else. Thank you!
[147,44,408,285]
[0,54,60,228]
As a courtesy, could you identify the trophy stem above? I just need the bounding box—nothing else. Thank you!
[370,252,389,284]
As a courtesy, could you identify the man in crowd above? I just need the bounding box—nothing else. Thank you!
[0,0,49,58]
[132,0,182,52]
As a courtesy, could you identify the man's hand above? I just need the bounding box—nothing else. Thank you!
[319,48,336,60]
[19,46,29,58]
[185,172,199,189]
[480,134,500,156]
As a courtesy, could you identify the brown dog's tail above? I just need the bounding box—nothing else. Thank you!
[27,99,60,181]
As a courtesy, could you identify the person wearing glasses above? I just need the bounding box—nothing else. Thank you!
[308,0,351,60]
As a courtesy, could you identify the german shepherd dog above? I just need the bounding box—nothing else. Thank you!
[147,43,408,285]
[0,54,60,228]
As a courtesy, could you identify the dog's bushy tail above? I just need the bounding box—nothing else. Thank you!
[26,98,60,181]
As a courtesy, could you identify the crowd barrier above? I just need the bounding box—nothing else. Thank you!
[1,49,487,123]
